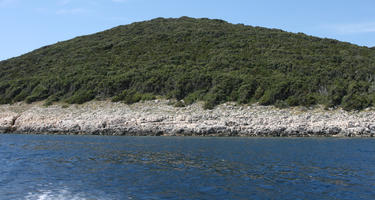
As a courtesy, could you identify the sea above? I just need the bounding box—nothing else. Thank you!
[0,134,374,200]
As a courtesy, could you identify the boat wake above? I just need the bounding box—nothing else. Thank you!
[24,188,111,200]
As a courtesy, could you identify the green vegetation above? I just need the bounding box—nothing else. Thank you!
[112,89,155,104]
[1,17,375,110]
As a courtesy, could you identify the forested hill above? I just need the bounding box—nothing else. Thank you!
[1,17,375,110]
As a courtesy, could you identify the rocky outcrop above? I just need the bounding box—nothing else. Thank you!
[0,100,375,137]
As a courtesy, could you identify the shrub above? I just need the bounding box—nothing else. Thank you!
[275,100,288,108]
[254,87,265,100]
[112,89,155,104]
[327,81,347,108]
[43,95,60,106]
[25,84,49,104]
[237,82,257,104]
[286,95,300,106]
[259,89,276,105]
[14,90,29,102]
[183,90,205,105]
[140,93,156,101]
[259,80,292,106]
[0,97,11,104]
[341,94,370,111]
[65,90,96,104]
[174,100,185,107]
[203,93,219,109]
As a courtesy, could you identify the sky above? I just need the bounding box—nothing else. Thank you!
[1,0,375,61]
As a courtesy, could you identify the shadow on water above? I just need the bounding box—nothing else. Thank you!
[0,134,375,199]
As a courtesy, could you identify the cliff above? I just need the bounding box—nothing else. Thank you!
[1,100,374,137]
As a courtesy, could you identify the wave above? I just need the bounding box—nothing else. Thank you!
[24,188,111,200]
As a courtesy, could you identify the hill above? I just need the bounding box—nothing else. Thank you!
[1,17,375,110]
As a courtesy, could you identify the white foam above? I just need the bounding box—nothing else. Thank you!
[24,188,110,200]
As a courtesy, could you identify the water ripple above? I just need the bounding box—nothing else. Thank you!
[0,135,374,199]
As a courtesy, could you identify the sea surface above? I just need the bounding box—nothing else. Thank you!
[0,134,375,200]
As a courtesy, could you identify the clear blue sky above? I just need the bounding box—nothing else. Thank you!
[1,0,375,61]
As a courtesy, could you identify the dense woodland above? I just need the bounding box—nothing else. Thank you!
[1,17,375,110]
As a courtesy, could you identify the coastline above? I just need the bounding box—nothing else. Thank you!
[0,100,374,137]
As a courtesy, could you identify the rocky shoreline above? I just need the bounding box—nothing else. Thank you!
[1,100,375,137]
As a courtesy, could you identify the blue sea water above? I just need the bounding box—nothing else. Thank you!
[0,134,375,200]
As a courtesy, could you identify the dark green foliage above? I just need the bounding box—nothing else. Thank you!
[112,89,155,104]
[43,95,60,106]
[1,17,375,110]
[299,94,318,107]
[254,87,265,100]
[65,90,96,104]
[174,101,185,107]
[286,94,317,107]
[184,90,205,105]
[237,80,257,104]
[275,100,289,108]
[342,94,370,111]
[25,84,49,103]
[259,80,290,106]
[326,80,348,108]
